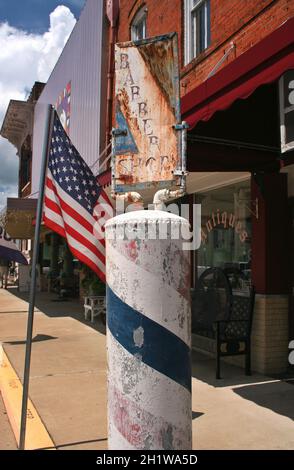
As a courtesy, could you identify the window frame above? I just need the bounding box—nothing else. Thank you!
[131,6,147,42]
[184,0,210,65]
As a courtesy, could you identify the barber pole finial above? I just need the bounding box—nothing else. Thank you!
[105,210,192,450]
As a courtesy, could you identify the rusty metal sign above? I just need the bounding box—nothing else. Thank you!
[112,33,182,193]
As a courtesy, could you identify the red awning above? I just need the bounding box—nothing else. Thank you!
[181,17,294,129]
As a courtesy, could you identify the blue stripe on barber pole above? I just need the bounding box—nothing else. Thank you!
[106,285,191,392]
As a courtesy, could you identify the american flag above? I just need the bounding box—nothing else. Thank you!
[43,111,112,283]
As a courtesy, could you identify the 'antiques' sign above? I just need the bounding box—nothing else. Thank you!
[113,33,181,192]
[201,210,249,244]
[279,70,294,153]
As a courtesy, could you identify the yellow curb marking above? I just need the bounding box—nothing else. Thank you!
[0,347,55,450]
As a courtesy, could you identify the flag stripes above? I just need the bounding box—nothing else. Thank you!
[43,111,111,282]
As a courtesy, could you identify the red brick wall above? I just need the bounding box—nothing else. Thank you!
[182,0,294,94]
[118,0,182,42]
[116,0,294,97]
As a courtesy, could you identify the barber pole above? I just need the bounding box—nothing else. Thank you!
[105,210,192,450]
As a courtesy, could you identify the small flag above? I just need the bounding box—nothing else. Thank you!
[0,226,28,264]
[43,112,113,283]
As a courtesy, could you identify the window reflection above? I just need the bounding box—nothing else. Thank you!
[196,181,252,292]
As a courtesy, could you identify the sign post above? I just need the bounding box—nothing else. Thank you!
[19,104,54,450]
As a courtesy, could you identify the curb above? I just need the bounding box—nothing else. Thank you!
[0,344,55,450]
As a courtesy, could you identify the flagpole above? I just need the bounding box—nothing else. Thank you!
[19,104,54,450]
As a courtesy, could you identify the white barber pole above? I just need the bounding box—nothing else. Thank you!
[105,210,192,450]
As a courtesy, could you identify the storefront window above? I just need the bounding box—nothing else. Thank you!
[196,180,252,291]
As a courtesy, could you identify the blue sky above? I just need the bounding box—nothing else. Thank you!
[0,0,85,33]
[0,1,86,211]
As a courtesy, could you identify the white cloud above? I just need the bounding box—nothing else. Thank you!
[38,6,76,82]
[0,5,76,211]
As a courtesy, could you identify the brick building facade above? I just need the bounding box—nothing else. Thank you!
[107,0,294,374]
[116,0,294,93]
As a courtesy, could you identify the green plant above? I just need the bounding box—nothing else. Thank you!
[81,265,105,296]
[90,276,106,295]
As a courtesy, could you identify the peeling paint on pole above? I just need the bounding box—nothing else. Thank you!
[113,33,182,193]
[105,210,192,450]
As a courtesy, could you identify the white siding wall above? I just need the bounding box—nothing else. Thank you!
[32,0,106,194]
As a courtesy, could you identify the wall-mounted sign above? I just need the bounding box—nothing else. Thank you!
[113,33,182,193]
[106,0,119,26]
[279,70,294,153]
[56,81,71,134]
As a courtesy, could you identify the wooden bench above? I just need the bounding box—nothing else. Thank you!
[192,267,255,379]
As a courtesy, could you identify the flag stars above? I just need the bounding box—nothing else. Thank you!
[48,114,105,219]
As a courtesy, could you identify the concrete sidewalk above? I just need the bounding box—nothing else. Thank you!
[0,287,107,450]
[0,287,293,450]
[0,395,17,450]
